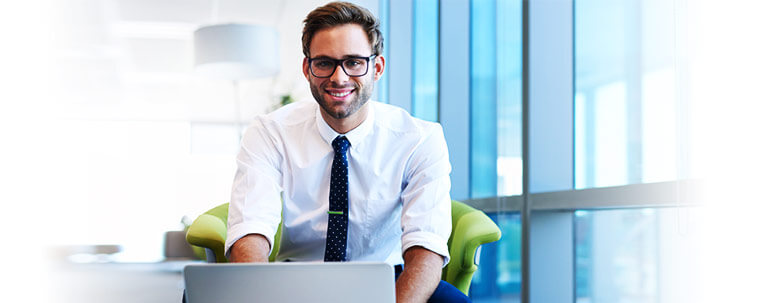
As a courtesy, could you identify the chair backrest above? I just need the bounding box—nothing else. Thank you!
[186,200,500,295]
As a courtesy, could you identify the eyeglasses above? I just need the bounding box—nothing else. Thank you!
[307,55,377,78]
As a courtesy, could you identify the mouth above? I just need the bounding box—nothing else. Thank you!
[325,88,355,101]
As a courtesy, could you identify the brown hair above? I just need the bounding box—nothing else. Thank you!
[302,1,383,57]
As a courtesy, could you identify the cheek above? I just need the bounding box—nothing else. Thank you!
[352,80,364,90]
[309,78,324,89]
[359,75,373,88]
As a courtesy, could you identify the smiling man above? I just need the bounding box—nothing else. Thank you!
[305,22,377,133]
[225,2,469,302]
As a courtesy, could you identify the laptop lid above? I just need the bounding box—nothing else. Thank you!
[184,262,395,303]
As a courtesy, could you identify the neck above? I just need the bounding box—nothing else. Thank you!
[321,103,370,134]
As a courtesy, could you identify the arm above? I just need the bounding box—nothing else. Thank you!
[397,124,453,302]
[225,118,284,260]
[396,246,443,303]
[229,233,271,263]
[399,123,452,263]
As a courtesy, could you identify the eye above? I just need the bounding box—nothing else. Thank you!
[314,60,334,69]
[344,59,365,68]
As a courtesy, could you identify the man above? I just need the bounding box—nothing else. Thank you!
[226,2,469,302]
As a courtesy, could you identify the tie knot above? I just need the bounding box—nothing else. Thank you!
[332,136,350,153]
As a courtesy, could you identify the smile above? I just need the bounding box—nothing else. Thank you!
[327,89,354,98]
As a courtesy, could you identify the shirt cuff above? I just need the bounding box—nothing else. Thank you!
[401,231,451,267]
[225,222,278,260]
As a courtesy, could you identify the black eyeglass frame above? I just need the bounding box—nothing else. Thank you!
[307,55,378,78]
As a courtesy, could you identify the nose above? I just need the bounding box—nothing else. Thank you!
[329,63,350,84]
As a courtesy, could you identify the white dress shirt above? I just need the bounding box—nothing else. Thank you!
[225,100,452,266]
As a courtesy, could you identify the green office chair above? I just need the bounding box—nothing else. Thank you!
[186,200,501,295]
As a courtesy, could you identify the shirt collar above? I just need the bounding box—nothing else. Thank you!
[315,102,375,150]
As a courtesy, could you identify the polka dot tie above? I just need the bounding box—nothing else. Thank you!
[324,136,351,262]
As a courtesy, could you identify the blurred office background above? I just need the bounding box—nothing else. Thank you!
[1,0,765,302]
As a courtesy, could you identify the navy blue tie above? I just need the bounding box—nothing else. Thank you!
[325,136,350,262]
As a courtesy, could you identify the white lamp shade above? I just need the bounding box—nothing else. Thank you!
[194,23,280,80]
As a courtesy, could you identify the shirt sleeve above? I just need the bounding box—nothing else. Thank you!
[400,123,453,267]
[225,118,284,259]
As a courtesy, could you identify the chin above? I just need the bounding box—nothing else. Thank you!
[322,101,352,117]
[329,108,352,119]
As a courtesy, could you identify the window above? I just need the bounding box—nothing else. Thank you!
[471,0,523,198]
[575,208,701,302]
[470,213,522,302]
[412,0,439,121]
[573,1,701,301]
[575,0,685,189]
[468,0,523,300]
[495,0,523,197]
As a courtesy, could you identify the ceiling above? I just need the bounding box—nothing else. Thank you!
[44,0,378,123]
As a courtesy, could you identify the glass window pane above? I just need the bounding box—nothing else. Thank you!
[496,0,523,197]
[469,212,522,302]
[412,0,439,122]
[470,0,498,198]
[471,0,522,198]
[575,208,702,302]
[575,0,684,189]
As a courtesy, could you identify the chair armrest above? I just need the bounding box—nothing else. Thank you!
[454,211,502,270]
[186,214,228,263]
[444,206,502,294]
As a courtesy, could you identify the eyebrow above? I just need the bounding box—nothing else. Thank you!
[310,54,370,60]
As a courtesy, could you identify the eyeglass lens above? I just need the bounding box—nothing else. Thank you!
[310,57,370,77]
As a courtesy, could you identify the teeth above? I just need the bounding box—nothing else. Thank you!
[329,90,353,97]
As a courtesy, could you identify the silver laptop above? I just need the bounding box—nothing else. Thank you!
[184,262,395,303]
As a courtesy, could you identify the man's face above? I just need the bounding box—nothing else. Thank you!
[303,24,384,120]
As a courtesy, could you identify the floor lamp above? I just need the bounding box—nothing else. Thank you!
[193,23,280,138]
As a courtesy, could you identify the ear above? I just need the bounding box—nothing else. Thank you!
[373,55,385,81]
[302,57,310,80]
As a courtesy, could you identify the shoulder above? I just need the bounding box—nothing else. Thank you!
[370,102,451,177]
[256,100,317,129]
[371,101,444,138]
